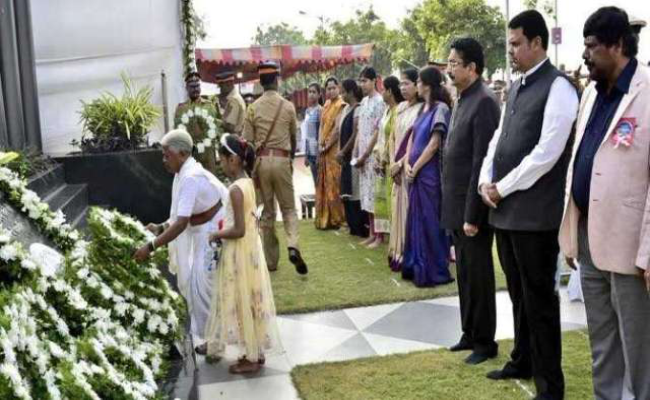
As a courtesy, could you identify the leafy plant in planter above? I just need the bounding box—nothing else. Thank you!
[76,73,161,153]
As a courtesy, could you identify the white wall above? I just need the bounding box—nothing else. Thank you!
[31,0,186,155]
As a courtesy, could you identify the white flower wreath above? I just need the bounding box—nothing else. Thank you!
[0,165,182,399]
[176,106,219,154]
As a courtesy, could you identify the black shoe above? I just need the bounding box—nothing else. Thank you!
[486,365,532,380]
[449,340,473,352]
[464,350,497,365]
[288,247,308,275]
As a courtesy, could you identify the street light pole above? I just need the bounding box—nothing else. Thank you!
[554,0,559,66]
[505,0,511,84]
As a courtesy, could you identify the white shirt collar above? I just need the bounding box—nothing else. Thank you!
[521,57,549,86]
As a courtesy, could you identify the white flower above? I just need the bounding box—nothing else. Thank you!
[0,233,10,243]
[133,309,146,325]
[114,302,129,317]
[197,143,205,154]
[181,114,190,124]
[188,109,195,117]
[147,315,161,333]
[0,243,20,261]
[100,286,113,300]
[208,129,217,139]
[203,138,212,148]
[48,341,66,359]
[20,258,37,270]
[177,124,186,131]
[76,268,90,279]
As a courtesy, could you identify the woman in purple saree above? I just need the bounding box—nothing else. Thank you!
[401,66,454,287]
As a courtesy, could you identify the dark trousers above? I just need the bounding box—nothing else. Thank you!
[306,155,318,185]
[495,229,564,400]
[343,199,369,237]
[452,227,497,355]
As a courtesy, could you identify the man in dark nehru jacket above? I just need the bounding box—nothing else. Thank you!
[478,10,578,400]
[243,61,308,275]
[442,37,501,366]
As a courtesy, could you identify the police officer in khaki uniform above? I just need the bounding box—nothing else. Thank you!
[243,61,308,274]
[216,71,247,134]
[174,72,219,174]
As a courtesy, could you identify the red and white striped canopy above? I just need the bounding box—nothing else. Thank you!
[195,43,374,83]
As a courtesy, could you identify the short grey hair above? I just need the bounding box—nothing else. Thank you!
[161,129,193,154]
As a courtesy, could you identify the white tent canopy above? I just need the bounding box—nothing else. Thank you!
[31,0,186,155]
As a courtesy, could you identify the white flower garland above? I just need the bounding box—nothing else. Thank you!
[176,106,219,154]
[0,165,183,399]
[0,167,78,250]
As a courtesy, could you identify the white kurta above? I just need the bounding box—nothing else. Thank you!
[168,157,228,339]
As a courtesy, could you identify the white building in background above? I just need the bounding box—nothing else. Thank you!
[31,0,186,155]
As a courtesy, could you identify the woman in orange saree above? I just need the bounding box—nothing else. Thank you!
[315,77,346,229]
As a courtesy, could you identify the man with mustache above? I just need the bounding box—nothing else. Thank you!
[478,10,578,400]
[442,37,500,366]
[559,7,650,399]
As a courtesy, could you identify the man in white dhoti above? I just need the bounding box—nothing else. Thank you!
[133,129,228,354]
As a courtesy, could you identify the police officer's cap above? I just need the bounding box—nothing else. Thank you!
[258,61,280,76]
[185,71,201,83]
[215,71,236,84]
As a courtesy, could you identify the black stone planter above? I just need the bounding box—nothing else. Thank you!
[55,149,173,224]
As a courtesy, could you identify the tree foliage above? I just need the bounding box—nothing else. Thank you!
[315,7,398,78]
[250,0,509,88]
[253,22,308,46]
[404,0,507,76]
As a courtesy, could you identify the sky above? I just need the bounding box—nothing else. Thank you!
[195,0,650,71]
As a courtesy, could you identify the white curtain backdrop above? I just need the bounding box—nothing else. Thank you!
[31,0,186,155]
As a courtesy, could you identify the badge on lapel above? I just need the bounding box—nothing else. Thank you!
[612,117,636,149]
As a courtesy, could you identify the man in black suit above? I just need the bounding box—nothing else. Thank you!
[441,37,501,365]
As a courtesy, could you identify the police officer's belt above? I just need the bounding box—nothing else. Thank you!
[258,148,291,158]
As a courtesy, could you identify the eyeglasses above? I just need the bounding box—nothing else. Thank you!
[447,59,463,67]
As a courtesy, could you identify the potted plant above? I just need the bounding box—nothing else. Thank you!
[55,74,173,224]
[73,73,161,153]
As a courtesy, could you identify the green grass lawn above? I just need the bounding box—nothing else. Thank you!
[291,330,593,400]
[270,221,507,315]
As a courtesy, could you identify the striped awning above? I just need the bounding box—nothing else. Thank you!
[195,43,374,83]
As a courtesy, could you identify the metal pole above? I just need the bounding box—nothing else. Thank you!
[14,0,43,151]
[554,0,559,66]
[504,0,510,82]
[0,0,26,149]
[161,70,170,133]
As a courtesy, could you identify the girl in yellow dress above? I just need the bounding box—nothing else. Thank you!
[205,134,282,374]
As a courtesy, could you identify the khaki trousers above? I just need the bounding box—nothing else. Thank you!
[256,156,299,269]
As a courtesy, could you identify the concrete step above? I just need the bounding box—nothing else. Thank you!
[44,183,88,226]
[27,164,65,199]
[71,206,89,231]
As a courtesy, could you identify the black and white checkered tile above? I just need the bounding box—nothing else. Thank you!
[168,289,587,400]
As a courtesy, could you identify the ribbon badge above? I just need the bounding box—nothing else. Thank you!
[612,117,636,149]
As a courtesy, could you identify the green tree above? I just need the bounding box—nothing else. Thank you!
[253,23,308,46]
[314,7,399,79]
[404,0,507,76]
[393,7,431,70]
[252,23,319,94]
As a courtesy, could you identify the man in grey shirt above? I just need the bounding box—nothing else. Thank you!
[441,37,501,365]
